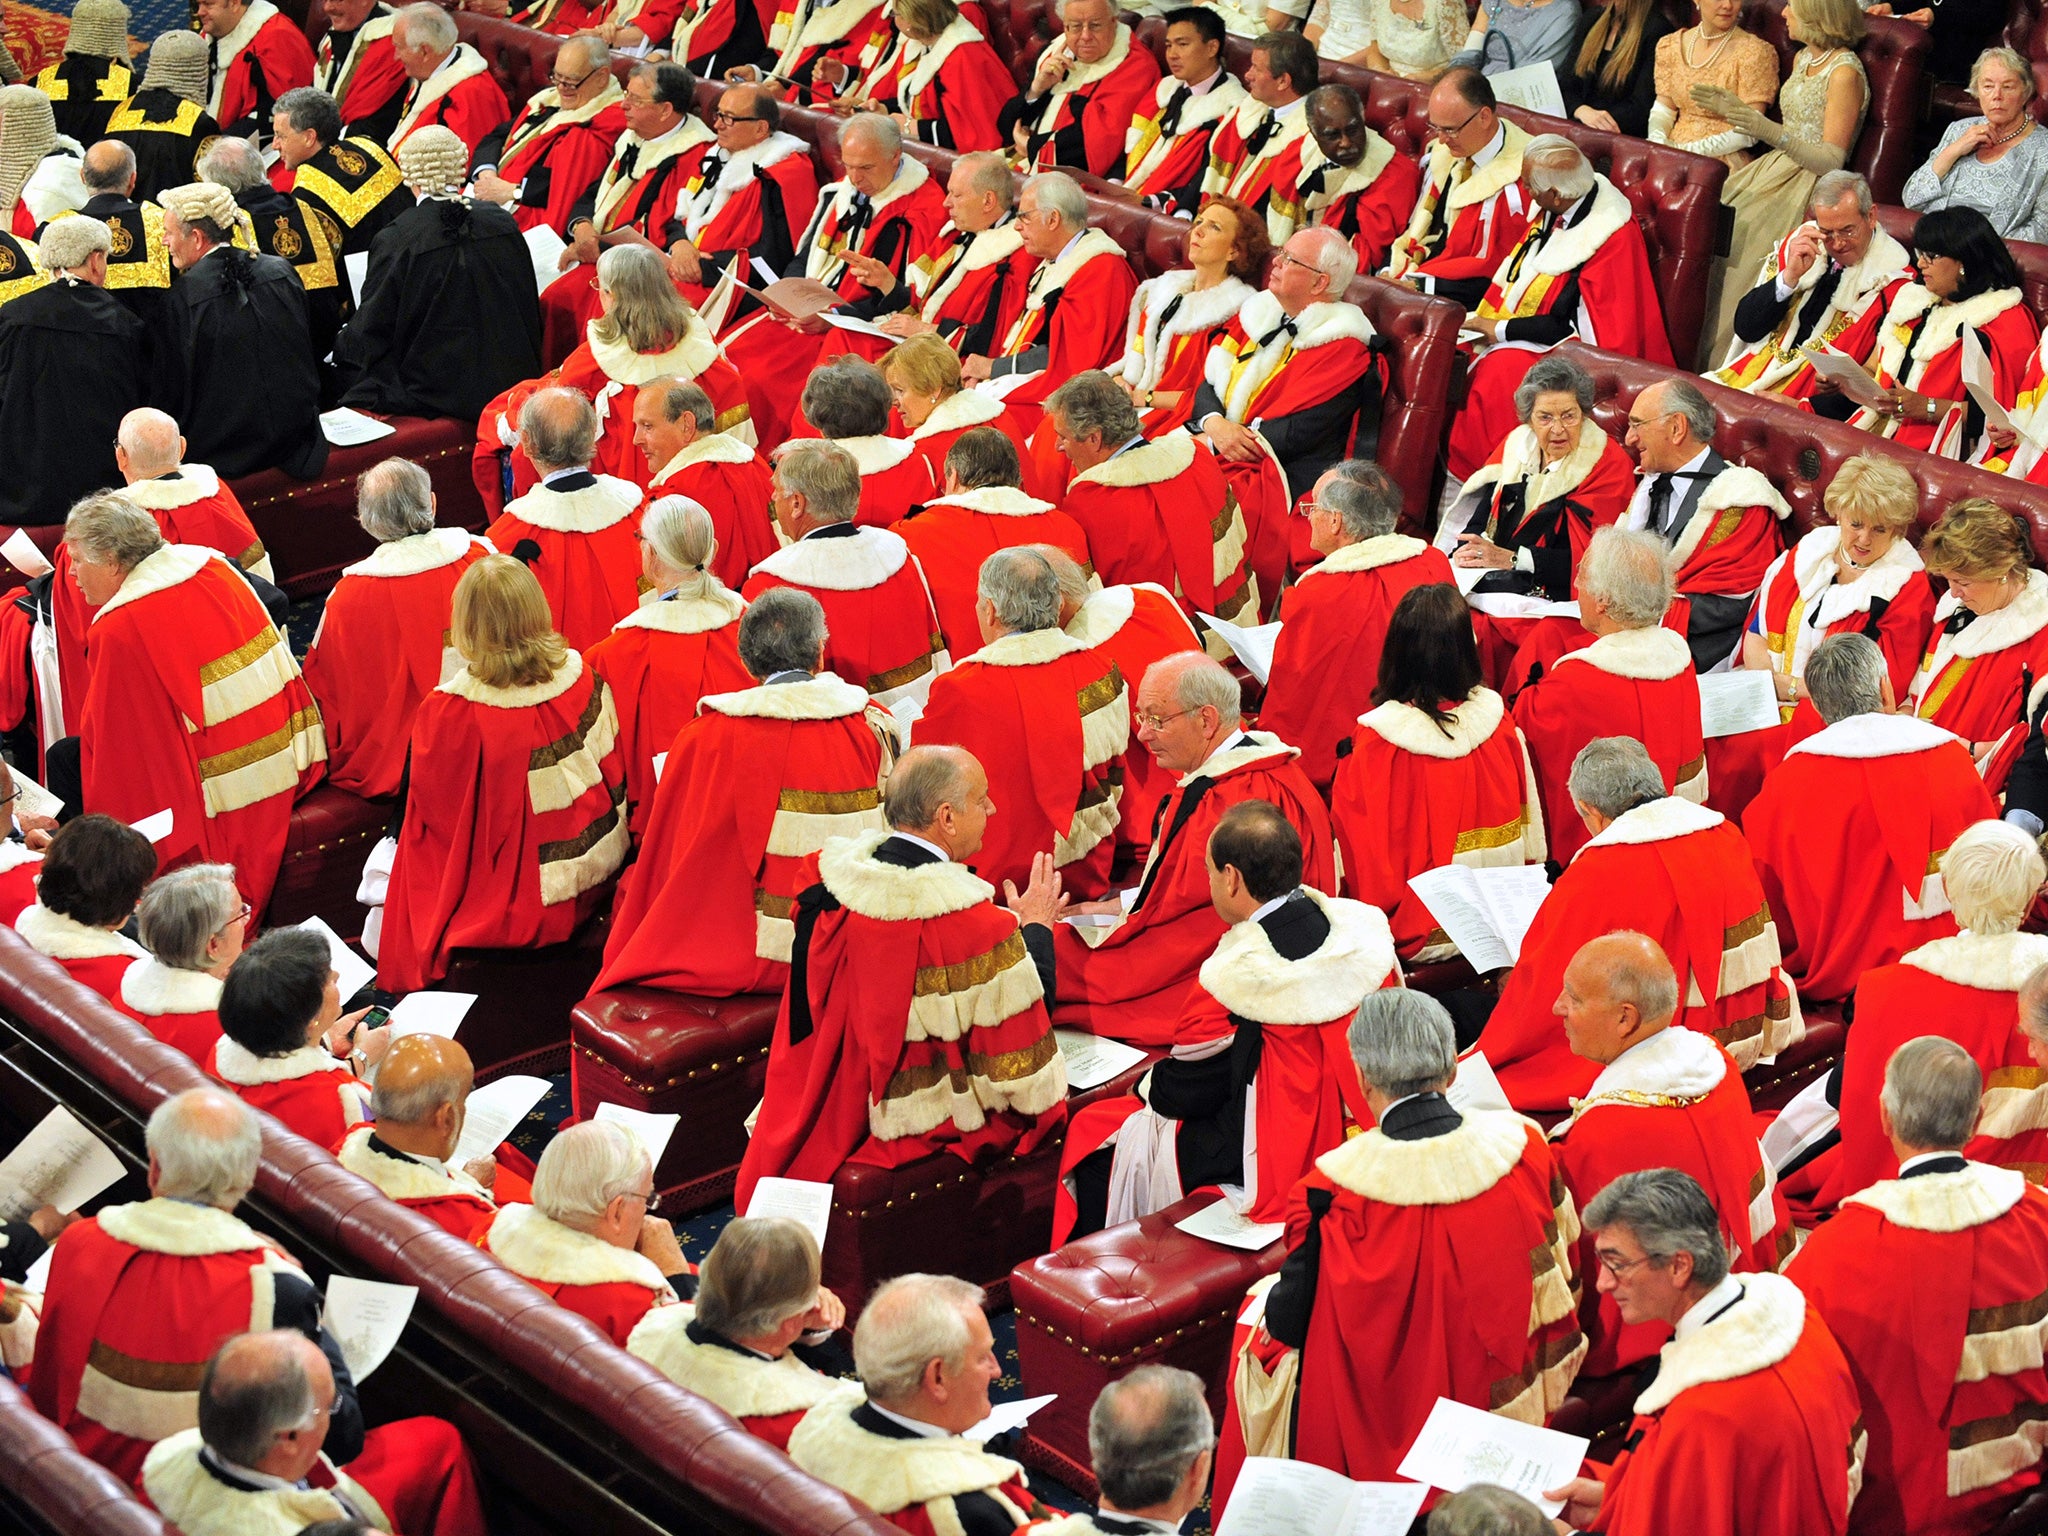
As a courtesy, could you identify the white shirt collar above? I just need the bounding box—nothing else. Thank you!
[1673,1274,1745,1342]
[1185,68,1225,96]
[540,465,589,488]
[867,1401,951,1438]
[198,1448,310,1494]
[1661,445,1712,483]
[1273,96,1305,122]
[427,45,459,78]
[1198,730,1251,770]
[1599,1028,1668,1078]
[1472,122,1507,168]
[1055,228,1088,265]
[891,831,952,863]
[1248,888,1300,924]
[1095,1513,1182,1535]
[641,118,686,148]
[1898,1150,1964,1176]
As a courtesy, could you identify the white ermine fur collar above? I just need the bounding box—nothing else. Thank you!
[1068,431,1196,491]
[338,1126,492,1204]
[898,15,983,100]
[1180,733,1298,787]
[1880,283,2025,382]
[1296,129,1400,211]
[1117,270,1254,396]
[16,903,146,962]
[500,79,625,165]
[805,156,932,282]
[908,388,1007,442]
[699,672,870,720]
[1555,1027,1727,1137]
[1299,533,1428,581]
[628,1305,843,1418]
[344,527,478,580]
[1931,571,2048,661]
[1455,418,1611,519]
[836,433,920,477]
[1065,584,1135,646]
[1357,687,1505,759]
[1204,292,1374,425]
[145,1431,380,1535]
[119,958,222,1018]
[503,475,641,534]
[752,525,910,590]
[1786,712,1958,761]
[789,1388,1027,1515]
[1316,1108,1530,1205]
[915,222,1025,320]
[489,1202,674,1293]
[1786,524,1922,625]
[93,544,213,623]
[585,309,722,387]
[120,464,222,512]
[1494,180,1632,320]
[1581,795,1724,854]
[1556,623,1691,681]
[651,431,757,483]
[961,627,1089,668]
[214,1038,351,1086]
[1018,228,1124,321]
[440,649,584,708]
[1199,889,1396,1023]
[923,485,1053,517]
[1636,1272,1807,1415]
[1902,930,2048,992]
[204,0,281,116]
[1664,467,1795,593]
[1844,1160,2025,1232]
[98,1197,265,1258]
[819,829,997,920]
[615,584,744,635]
[1029,21,1134,129]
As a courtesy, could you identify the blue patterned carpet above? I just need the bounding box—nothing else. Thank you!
[6,0,193,80]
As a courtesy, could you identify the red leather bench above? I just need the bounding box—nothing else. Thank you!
[447,914,612,1079]
[265,783,390,938]
[0,1373,174,1536]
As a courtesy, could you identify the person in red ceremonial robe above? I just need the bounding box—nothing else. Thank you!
[1198,32,1314,244]
[1385,69,1530,306]
[1119,8,1245,216]
[634,377,778,585]
[743,0,889,104]
[486,1121,695,1346]
[1047,372,1261,643]
[802,359,937,526]
[1263,462,1454,790]
[628,1218,847,1452]
[1512,528,1706,865]
[386,5,507,156]
[652,82,815,303]
[1052,653,1335,1046]
[917,548,1127,898]
[735,744,1069,1204]
[586,496,751,834]
[1970,965,2048,1183]
[302,460,489,802]
[963,173,1135,435]
[742,439,950,713]
[487,388,644,651]
[373,554,629,988]
[853,0,1010,151]
[1909,499,2048,793]
[13,816,154,1003]
[468,36,627,238]
[1447,137,1672,481]
[1191,226,1379,603]
[1477,736,1802,1113]
[211,927,384,1152]
[790,1273,1052,1533]
[115,865,245,1065]
[1290,86,1420,278]
[1110,197,1263,438]
[1058,801,1397,1244]
[1330,585,1546,965]
[1212,990,1585,1519]
[1848,208,2037,460]
[196,0,314,139]
[884,336,1035,500]
[1019,0,1161,175]
[1794,1038,2048,1536]
[1549,933,1795,1380]
[61,495,325,918]
[1746,635,1995,1005]
[856,154,1032,365]
[339,1036,528,1244]
[144,1329,484,1536]
[597,588,894,995]
[315,0,408,141]
[1545,1170,1861,1536]
[623,0,772,73]
[897,427,1089,659]
[30,1088,373,1485]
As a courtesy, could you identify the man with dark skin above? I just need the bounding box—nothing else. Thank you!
[1293,83,1419,273]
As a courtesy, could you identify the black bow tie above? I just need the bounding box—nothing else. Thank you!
[618,142,641,177]
[1256,316,1298,349]
[1244,111,1279,158]
[1156,82,1193,138]
[842,190,874,242]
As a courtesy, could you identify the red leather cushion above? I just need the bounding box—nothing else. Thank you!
[0,1374,175,1536]
[455,11,562,107]
[265,783,390,935]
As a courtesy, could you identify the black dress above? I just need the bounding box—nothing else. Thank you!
[1558,5,1675,140]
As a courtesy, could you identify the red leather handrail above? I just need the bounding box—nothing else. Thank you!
[0,1374,174,1536]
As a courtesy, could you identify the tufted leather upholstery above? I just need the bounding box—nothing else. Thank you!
[266,783,390,937]
[0,925,900,1536]
[1876,203,2048,327]
[572,988,783,1208]
[0,1374,175,1536]
[1742,0,1928,204]
[446,918,611,1077]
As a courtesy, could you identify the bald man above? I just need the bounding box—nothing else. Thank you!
[338,1036,530,1243]
[1547,932,1795,1377]
[737,745,1071,1209]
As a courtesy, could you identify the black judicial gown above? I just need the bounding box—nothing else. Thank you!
[162,246,327,480]
[0,278,149,525]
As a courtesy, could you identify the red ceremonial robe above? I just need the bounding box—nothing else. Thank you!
[1588,1273,1861,1536]
[1712,221,1913,401]
[338,1126,501,1245]
[114,957,224,1064]
[1052,735,1335,1045]
[490,87,628,237]
[1662,462,1792,622]
[1290,132,1421,276]
[1384,122,1531,289]
[734,830,1068,1208]
[595,671,894,995]
[1745,712,1993,1004]
[485,1202,680,1346]
[207,1,315,132]
[301,528,491,801]
[645,432,780,586]
[14,903,148,1006]
[486,473,646,653]
[78,547,326,916]
[1551,1026,1794,1377]
[1793,1162,2048,1536]
[1849,284,2038,458]
[387,45,510,156]
[628,1305,843,1452]
[1909,571,2048,795]
[1217,1112,1585,1514]
[895,484,1091,659]
[1330,688,1547,963]
[0,844,37,931]
[1200,97,1311,244]
[789,1393,1047,1535]
[318,9,407,129]
[1063,582,1202,865]
[901,391,1036,502]
[898,221,1033,358]
[1024,24,1162,176]
[377,651,630,991]
[1112,270,1257,437]
[1259,533,1455,790]
[1061,432,1260,644]
[838,432,938,528]
[27,1197,309,1484]
[917,625,1128,897]
[887,18,1012,151]
[1479,795,1803,1111]
[584,583,752,835]
[208,1037,370,1152]
[741,524,950,712]
[1123,75,1247,208]
[988,228,1137,431]
[761,0,890,103]
[1511,623,1708,865]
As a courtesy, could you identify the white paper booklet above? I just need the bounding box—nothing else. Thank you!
[523,223,568,294]
[1175,1193,1284,1251]
[343,249,370,300]
[297,916,376,1006]
[1406,864,1551,973]
[386,991,477,1039]
[1487,61,1567,118]
[1053,1030,1149,1091]
[1697,669,1782,738]
[1962,328,2024,440]
[323,1275,417,1382]
[450,1074,551,1168]
[1799,344,1887,409]
[0,528,51,578]
[9,765,61,820]
[964,1394,1056,1443]
[131,808,174,844]
[1220,1457,1430,1536]
[1445,1052,1514,1115]
[1197,613,1281,684]
[593,1102,680,1166]
[744,1176,835,1251]
[320,408,399,447]
[0,1106,126,1222]
[1396,1397,1590,1517]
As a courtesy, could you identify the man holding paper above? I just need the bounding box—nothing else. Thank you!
[468,36,626,239]
[1476,737,1800,1112]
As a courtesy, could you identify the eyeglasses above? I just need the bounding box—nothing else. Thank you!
[623,1190,664,1214]
[1595,1249,1660,1278]
[550,63,604,91]
[713,109,766,124]
[1273,250,1323,277]
[1136,707,1195,732]
[217,902,252,933]
[1426,105,1483,140]
[1625,407,1677,432]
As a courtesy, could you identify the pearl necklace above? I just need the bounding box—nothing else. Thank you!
[1682,23,1734,68]
[1987,118,2033,149]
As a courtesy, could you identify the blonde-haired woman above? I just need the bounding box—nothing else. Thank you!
[1909,498,2048,793]
[586,497,752,835]
[882,333,1033,490]
[1650,0,1779,169]
[376,555,630,991]
[850,0,1012,151]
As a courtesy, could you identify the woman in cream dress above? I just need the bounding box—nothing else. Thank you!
[1307,0,1467,74]
[1650,0,1779,167]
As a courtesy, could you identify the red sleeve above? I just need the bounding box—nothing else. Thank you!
[1045,256,1139,381]
[534,126,624,235]
[253,20,316,97]
[1083,54,1162,175]
[443,80,512,155]
[376,695,492,993]
[338,40,408,123]
[929,43,1015,152]
[1872,571,1935,699]
[1576,227,1675,366]
[77,617,206,869]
